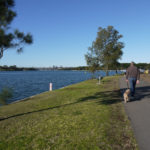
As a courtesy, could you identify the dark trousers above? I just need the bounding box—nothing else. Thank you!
[129,77,137,96]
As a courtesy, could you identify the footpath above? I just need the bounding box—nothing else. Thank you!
[120,77,150,150]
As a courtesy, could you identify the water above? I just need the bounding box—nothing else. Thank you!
[0,70,121,104]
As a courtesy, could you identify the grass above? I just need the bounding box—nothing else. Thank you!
[0,76,138,150]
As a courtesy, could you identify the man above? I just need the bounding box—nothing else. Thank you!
[126,62,140,97]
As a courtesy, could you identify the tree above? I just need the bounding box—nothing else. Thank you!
[85,45,100,75]
[89,63,99,78]
[0,0,33,59]
[85,26,124,76]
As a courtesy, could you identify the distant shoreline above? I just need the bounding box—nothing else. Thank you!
[0,63,149,71]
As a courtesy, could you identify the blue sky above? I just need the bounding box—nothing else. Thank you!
[1,0,150,67]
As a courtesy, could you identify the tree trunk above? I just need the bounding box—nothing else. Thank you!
[106,70,108,76]
[105,64,109,76]
[0,47,4,59]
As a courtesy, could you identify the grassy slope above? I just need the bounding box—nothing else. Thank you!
[0,76,138,150]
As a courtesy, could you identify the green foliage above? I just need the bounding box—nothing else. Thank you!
[136,63,150,69]
[116,63,150,70]
[85,26,124,75]
[0,65,37,71]
[89,63,99,73]
[88,63,99,78]
[0,0,33,59]
[0,87,13,105]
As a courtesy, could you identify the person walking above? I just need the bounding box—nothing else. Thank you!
[126,62,140,97]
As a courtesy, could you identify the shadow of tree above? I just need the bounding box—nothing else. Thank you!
[78,90,121,105]
[0,102,79,121]
[0,89,121,121]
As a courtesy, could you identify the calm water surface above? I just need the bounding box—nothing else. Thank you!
[0,70,120,104]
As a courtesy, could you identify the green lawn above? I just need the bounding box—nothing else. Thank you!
[0,76,138,150]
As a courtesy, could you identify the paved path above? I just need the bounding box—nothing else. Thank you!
[120,77,150,150]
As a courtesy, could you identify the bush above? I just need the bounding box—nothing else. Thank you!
[0,88,13,105]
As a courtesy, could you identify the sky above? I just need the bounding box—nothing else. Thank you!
[1,0,150,67]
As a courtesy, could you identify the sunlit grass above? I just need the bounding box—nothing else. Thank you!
[0,76,138,150]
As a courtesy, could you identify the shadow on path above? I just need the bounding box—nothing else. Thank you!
[120,86,150,102]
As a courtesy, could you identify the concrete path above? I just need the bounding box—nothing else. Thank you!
[120,77,150,150]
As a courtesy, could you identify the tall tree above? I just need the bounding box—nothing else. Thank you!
[0,0,33,59]
[85,26,124,76]
[89,63,99,78]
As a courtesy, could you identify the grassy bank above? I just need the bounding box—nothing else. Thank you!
[0,76,138,150]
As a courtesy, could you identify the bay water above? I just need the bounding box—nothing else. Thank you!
[0,70,121,104]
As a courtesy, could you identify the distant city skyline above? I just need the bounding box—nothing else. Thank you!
[1,0,150,67]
